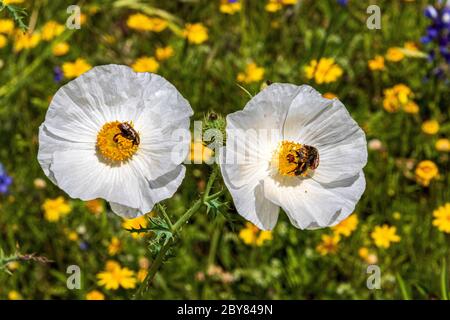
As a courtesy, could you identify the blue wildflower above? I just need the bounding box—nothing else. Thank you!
[0,164,12,194]
[421,2,450,64]
[337,0,348,6]
[53,66,63,83]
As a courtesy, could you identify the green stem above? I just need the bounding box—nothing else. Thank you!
[135,165,219,298]
[207,216,224,267]
[157,203,173,229]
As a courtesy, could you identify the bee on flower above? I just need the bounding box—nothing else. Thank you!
[219,84,367,230]
[38,65,193,218]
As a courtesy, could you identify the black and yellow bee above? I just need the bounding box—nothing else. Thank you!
[287,145,319,176]
[113,122,140,146]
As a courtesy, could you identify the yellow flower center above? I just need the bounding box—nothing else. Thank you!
[96,121,139,163]
[271,141,319,177]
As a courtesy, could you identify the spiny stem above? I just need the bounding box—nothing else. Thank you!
[157,203,173,229]
[135,165,219,298]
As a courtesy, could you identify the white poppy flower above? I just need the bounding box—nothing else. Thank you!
[38,64,192,218]
[219,84,367,230]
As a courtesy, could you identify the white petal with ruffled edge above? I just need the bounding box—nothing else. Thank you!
[220,83,367,230]
[38,64,192,217]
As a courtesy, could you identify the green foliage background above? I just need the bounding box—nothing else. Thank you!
[0,0,449,299]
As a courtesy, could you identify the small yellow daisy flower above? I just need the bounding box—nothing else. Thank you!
[155,46,174,61]
[322,92,337,99]
[316,234,340,256]
[189,141,214,163]
[41,21,64,41]
[403,101,419,114]
[8,291,22,300]
[97,260,136,290]
[122,215,149,238]
[182,23,208,44]
[332,214,358,237]
[386,47,405,62]
[435,138,450,152]
[0,34,7,48]
[432,203,450,233]
[86,290,105,300]
[85,199,104,215]
[137,268,148,282]
[126,14,167,32]
[14,31,41,52]
[0,19,14,35]
[239,222,273,246]
[368,55,385,71]
[371,224,400,248]
[62,58,92,79]
[415,160,439,187]
[2,0,25,4]
[421,120,440,135]
[220,0,242,15]
[42,196,71,222]
[107,237,122,256]
[382,84,413,113]
[304,58,343,84]
[131,56,159,73]
[52,42,70,56]
[237,62,265,84]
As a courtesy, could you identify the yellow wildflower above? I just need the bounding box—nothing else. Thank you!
[52,42,69,56]
[97,261,136,290]
[316,234,340,256]
[415,160,439,187]
[432,203,450,233]
[358,247,369,259]
[0,34,7,48]
[333,214,358,237]
[371,224,401,248]
[382,84,413,113]
[403,101,419,114]
[137,268,148,282]
[85,199,104,215]
[421,120,439,135]
[108,237,122,256]
[239,222,273,246]
[265,0,297,12]
[14,31,41,52]
[67,231,79,241]
[386,47,405,62]
[126,14,167,32]
[368,55,385,71]
[7,261,19,271]
[393,211,402,220]
[0,19,14,35]
[122,215,148,238]
[304,58,343,84]
[190,141,214,163]
[183,23,208,44]
[435,138,450,152]
[404,41,419,51]
[322,92,337,99]
[42,197,71,222]
[237,62,265,84]
[8,291,22,300]
[62,58,92,79]
[86,290,105,300]
[155,46,174,61]
[2,0,25,4]
[131,56,159,73]
[220,0,241,14]
[41,21,64,41]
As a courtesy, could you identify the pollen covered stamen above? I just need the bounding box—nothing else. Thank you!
[96,121,139,162]
[271,141,319,177]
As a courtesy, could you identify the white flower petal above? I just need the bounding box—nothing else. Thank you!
[283,86,367,183]
[220,148,279,230]
[263,172,365,230]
